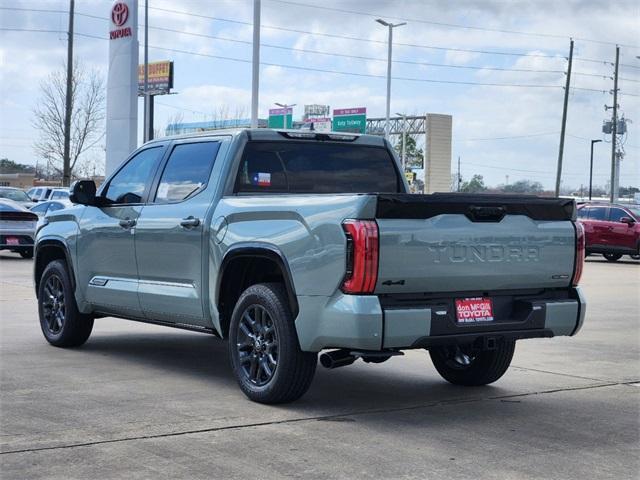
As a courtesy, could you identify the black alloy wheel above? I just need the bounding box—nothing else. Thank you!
[41,274,66,335]
[236,304,279,386]
[38,259,93,347]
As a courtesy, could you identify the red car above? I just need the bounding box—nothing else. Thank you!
[577,203,640,261]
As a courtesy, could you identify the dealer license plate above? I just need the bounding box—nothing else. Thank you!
[455,297,494,323]
[6,237,19,246]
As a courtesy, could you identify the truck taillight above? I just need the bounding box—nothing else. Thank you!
[341,220,379,294]
[572,221,585,286]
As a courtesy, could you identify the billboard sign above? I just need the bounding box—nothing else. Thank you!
[138,61,173,95]
[309,117,331,132]
[332,107,366,134]
[268,107,293,129]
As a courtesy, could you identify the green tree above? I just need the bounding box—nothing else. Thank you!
[501,179,544,194]
[394,135,424,169]
[0,158,35,174]
[460,174,487,193]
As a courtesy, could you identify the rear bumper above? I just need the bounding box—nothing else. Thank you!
[295,287,586,352]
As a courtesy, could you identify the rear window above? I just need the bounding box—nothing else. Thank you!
[587,207,607,220]
[235,141,400,194]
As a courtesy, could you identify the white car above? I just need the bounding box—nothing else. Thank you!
[0,198,37,258]
[27,187,69,203]
[0,187,35,208]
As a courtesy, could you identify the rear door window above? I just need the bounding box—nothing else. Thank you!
[154,142,220,203]
[587,207,607,221]
[235,141,400,194]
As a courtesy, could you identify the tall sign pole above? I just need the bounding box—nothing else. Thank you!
[555,38,573,197]
[251,0,261,128]
[143,0,150,142]
[610,46,620,203]
[106,0,138,175]
[62,0,74,187]
[375,19,405,139]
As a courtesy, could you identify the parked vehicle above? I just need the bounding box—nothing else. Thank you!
[33,129,586,404]
[577,202,640,261]
[27,187,69,203]
[29,200,72,218]
[0,199,38,258]
[0,187,35,209]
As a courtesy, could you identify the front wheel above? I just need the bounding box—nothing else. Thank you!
[603,253,622,262]
[228,283,317,404]
[38,260,93,347]
[429,341,515,386]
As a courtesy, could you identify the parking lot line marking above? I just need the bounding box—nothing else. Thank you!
[2,380,636,457]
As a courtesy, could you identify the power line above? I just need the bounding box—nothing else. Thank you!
[461,132,558,141]
[147,43,568,89]
[266,0,640,49]
[0,27,608,93]
[2,5,617,66]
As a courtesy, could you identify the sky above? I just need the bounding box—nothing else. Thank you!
[1,0,639,190]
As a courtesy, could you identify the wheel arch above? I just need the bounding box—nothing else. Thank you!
[34,239,75,297]
[216,244,298,338]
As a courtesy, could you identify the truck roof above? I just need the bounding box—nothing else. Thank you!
[145,128,388,147]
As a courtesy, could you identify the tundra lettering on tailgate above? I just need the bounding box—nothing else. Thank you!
[427,244,540,263]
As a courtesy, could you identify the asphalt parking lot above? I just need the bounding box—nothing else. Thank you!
[0,253,638,479]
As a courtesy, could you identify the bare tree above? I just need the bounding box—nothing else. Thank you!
[32,61,105,181]
[164,112,184,136]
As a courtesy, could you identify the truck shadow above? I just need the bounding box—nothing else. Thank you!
[82,325,527,413]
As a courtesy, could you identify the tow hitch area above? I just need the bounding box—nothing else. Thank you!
[320,349,404,369]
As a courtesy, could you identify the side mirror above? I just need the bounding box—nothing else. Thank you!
[620,216,635,226]
[69,180,97,206]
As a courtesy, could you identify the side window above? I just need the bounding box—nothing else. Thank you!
[30,203,49,214]
[588,207,607,221]
[154,142,219,203]
[577,208,588,219]
[103,147,162,204]
[609,208,628,222]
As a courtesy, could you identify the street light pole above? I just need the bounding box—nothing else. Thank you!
[396,112,407,170]
[251,0,260,128]
[589,139,602,200]
[376,19,406,140]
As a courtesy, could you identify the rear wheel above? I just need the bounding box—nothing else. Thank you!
[429,341,515,386]
[603,253,622,262]
[38,260,93,347]
[228,283,317,404]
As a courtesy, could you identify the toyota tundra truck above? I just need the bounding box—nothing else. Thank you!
[33,129,586,404]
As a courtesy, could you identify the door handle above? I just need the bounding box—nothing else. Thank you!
[180,216,201,229]
[119,218,136,229]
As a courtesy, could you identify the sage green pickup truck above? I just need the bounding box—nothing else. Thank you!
[34,129,586,403]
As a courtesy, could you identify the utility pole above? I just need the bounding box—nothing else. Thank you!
[143,0,150,142]
[555,38,573,197]
[610,45,620,203]
[376,19,406,139]
[62,0,74,187]
[251,0,260,128]
[396,112,407,170]
[589,139,602,200]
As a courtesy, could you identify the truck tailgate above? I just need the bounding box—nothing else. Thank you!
[374,194,577,294]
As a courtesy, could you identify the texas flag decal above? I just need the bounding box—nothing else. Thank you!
[252,172,271,187]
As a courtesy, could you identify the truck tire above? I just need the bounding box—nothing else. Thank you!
[429,341,515,386]
[603,253,622,262]
[38,260,93,347]
[228,283,317,404]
